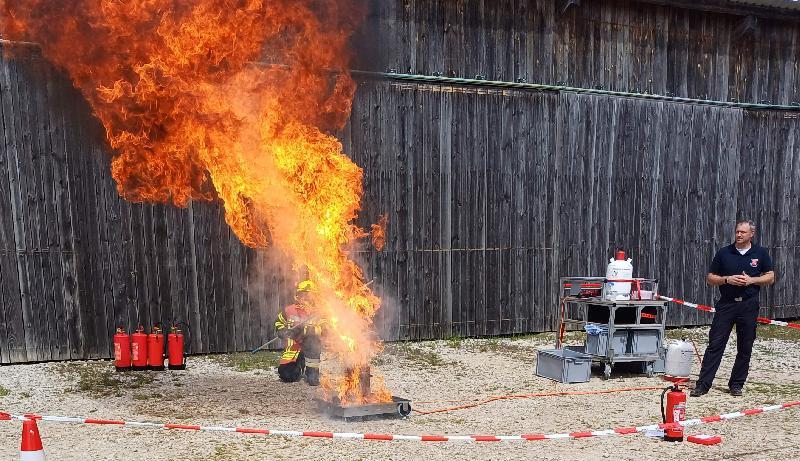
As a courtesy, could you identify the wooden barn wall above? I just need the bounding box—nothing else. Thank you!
[1,0,799,363]
[0,51,297,363]
[345,79,800,341]
[355,0,800,106]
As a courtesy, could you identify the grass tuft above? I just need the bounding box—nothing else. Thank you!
[55,362,156,398]
[208,352,281,372]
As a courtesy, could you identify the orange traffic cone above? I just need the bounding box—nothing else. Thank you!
[20,417,46,460]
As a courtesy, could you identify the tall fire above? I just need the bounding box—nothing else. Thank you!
[1,0,391,405]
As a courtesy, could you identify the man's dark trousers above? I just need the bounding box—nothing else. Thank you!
[697,297,759,389]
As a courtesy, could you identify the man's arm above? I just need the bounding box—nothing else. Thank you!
[743,271,775,287]
[706,272,726,286]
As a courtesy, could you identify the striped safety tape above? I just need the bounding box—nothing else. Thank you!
[1,401,798,442]
[658,295,800,330]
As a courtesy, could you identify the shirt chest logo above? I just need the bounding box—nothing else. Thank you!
[750,258,759,268]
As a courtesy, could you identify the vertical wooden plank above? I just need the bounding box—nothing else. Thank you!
[8,54,40,360]
[0,48,27,362]
[523,0,554,85]
[44,67,82,360]
[498,93,513,334]
[22,55,54,361]
[617,3,631,91]
[443,0,466,78]
[67,83,102,357]
[667,9,689,98]
[228,229,245,352]
[128,205,151,330]
[553,0,575,86]
[92,120,119,356]
[399,0,417,73]
[179,208,196,347]
[449,87,464,337]
[192,204,212,353]
[21,56,52,361]
[409,83,423,339]
[140,205,160,334]
[652,5,670,96]
[184,203,204,352]
[713,19,731,102]
[174,208,191,337]
[484,92,500,336]
[151,205,170,333]
[105,160,130,339]
[214,211,231,351]
[35,58,69,360]
[394,81,411,340]
[539,92,559,331]
[439,84,453,338]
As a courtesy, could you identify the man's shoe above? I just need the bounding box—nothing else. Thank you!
[690,386,709,397]
[729,387,743,396]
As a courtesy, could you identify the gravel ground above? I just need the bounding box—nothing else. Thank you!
[0,325,798,460]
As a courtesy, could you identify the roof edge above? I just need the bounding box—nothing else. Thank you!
[635,0,800,21]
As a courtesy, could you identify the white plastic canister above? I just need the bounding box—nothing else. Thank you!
[665,339,694,379]
[605,250,633,300]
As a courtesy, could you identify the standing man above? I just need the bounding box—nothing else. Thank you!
[691,220,775,397]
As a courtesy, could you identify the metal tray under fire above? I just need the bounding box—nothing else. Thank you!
[317,396,412,420]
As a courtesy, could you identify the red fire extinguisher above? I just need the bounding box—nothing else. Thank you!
[167,325,186,370]
[113,327,131,371]
[147,325,165,371]
[661,384,686,442]
[131,326,149,371]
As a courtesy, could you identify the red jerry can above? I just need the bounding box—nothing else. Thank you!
[131,326,148,370]
[113,328,131,371]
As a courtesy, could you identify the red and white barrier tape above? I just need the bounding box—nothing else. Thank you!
[658,295,800,330]
[2,401,798,442]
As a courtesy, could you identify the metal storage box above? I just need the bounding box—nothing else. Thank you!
[632,329,661,354]
[652,355,665,374]
[585,325,628,356]
[536,348,592,383]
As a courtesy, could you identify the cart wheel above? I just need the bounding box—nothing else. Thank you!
[645,363,654,378]
[603,364,612,380]
[397,401,412,418]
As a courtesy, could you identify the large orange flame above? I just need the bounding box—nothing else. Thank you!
[2,0,389,404]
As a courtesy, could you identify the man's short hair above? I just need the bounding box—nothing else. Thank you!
[736,219,757,232]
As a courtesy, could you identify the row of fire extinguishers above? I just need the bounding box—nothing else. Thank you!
[113,323,187,371]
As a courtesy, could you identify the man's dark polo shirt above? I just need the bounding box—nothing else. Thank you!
[709,243,773,302]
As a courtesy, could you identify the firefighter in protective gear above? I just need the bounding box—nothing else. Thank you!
[275,281,326,386]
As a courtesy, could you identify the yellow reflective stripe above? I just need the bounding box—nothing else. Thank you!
[281,350,300,360]
[275,312,288,329]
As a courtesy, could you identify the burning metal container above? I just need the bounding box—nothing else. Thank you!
[318,366,412,420]
[318,395,412,420]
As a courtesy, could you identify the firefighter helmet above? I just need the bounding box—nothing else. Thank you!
[296,280,315,293]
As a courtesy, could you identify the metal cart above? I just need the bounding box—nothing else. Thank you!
[557,277,668,380]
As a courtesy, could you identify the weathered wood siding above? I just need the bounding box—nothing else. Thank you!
[345,79,800,340]
[355,0,800,106]
[0,50,297,363]
[1,0,799,362]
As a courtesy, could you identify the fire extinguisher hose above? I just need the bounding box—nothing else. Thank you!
[660,386,671,423]
[174,320,192,357]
